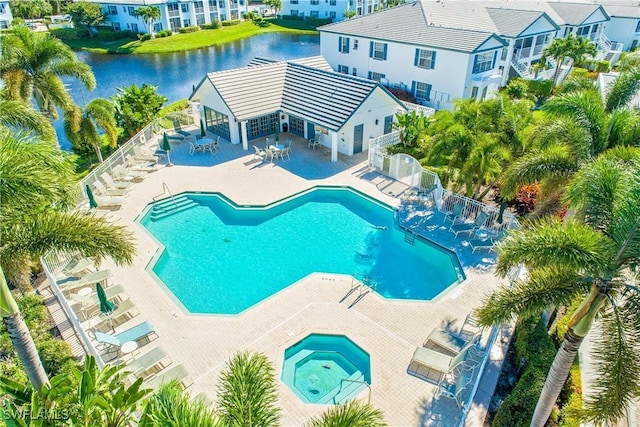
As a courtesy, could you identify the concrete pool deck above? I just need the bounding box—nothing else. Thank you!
[89,135,508,426]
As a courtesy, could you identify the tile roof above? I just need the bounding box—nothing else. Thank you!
[548,2,607,25]
[196,59,401,131]
[319,2,504,53]
[485,7,548,37]
[603,4,640,18]
[248,56,334,71]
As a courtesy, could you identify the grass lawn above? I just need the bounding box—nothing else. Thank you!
[63,19,319,54]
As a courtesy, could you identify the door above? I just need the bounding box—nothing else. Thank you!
[307,122,315,140]
[383,115,393,134]
[353,124,363,154]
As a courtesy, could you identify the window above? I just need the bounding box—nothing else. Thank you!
[0,3,5,13]
[337,65,349,74]
[154,22,163,32]
[291,0,298,3]
[414,48,436,69]
[329,11,336,19]
[412,81,432,101]
[481,86,488,100]
[473,51,496,74]
[369,41,387,60]
[291,9,298,16]
[209,0,216,7]
[168,3,179,16]
[194,1,204,12]
[0,21,8,29]
[128,6,135,15]
[330,0,336,4]
[196,13,205,25]
[311,0,319,4]
[310,10,319,17]
[248,113,278,139]
[636,21,640,33]
[131,23,138,32]
[514,36,533,57]
[289,116,305,136]
[218,0,225,7]
[183,19,191,26]
[367,71,385,81]
[352,67,357,76]
[533,34,549,55]
[577,25,590,36]
[181,3,189,13]
[205,107,231,140]
[471,86,479,99]
[353,39,358,50]
[338,36,350,53]
[108,5,118,15]
[112,22,121,31]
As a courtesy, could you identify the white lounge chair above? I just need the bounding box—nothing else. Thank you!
[93,180,129,197]
[449,212,490,238]
[58,269,110,292]
[94,321,156,349]
[145,364,192,390]
[101,172,134,190]
[126,347,171,378]
[113,165,146,182]
[436,365,474,407]
[125,154,157,172]
[253,145,266,160]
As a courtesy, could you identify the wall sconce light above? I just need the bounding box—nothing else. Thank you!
[375,119,379,125]
[281,115,285,120]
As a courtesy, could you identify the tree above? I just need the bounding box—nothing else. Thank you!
[64,98,118,162]
[343,9,357,19]
[65,1,105,37]
[541,34,597,85]
[9,0,52,20]
[112,84,167,139]
[476,152,640,426]
[0,25,96,139]
[394,110,429,147]
[263,0,282,17]
[305,399,386,427]
[133,6,162,38]
[216,351,281,427]
[0,92,56,143]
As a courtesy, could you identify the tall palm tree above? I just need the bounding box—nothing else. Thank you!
[0,131,135,389]
[501,68,640,207]
[216,351,281,427]
[64,98,118,163]
[476,152,640,426]
[542,34,597,85]
[0,93,56,143]
[0,25,95,137]
[133,6,162,38]
[305,399,386,427]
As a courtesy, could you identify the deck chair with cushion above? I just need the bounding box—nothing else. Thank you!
[443,203,464,224]
[113,165,147,182]
[125,154,157,172]
[101,172,134,190]
[95,194,125,210]
[424,328,480,356]
[93,180,129,197]
[253,145,266,161]
[409,337,479,380]
[57,269,110,292]
[59,257,94,278]
[145,364,193,390]
[126,346,171,378]
[435,364,475,407]
[94,321,156,348]
[92,299,139,331]
[449,211,490,238]
[173,120,192,137]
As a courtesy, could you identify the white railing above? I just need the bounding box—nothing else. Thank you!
[40,251,106,368]
[402,102,436,116]
[511,51,532,79]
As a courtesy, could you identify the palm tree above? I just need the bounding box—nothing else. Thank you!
[0,25,95,136]
[0,93,56,143]
[64,98,118,163]
[305,399,386,427]
[140,380,222,426]
[476,152,640,426]
[542,34,597,85]
[133,6,162,38]
[216,351,281,426]
[501,68,640,207]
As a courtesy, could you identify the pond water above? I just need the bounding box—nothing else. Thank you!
[57,33,320,149]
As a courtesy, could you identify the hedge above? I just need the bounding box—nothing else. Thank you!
[526,79,553,100]
[50,27,87,40]
[201,20,222,29]
[221,19,241,26]
[178,25,200,33]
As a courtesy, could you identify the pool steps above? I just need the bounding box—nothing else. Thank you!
[150,195,199,221]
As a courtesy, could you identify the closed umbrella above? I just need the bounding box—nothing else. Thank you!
[97,282,116,331]
[200,119,206,138]
[161,132,173,167]
[497,199,507,224]
[85,184,98,209]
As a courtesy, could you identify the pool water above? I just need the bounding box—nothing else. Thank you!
[282,334,371,404]
[139,187,462,314]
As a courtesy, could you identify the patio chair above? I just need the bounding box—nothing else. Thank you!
[278,146,291,161]
[145,364,192,390]
[113,165,146,182]
[449,211,490,238]
[424,328,480,356]
[308,137,321,150]
[100,172,134,190]
[264,147,277,162]
[95,194,125,210]
[435,365,474,407]
[126,346,171,378]
[284,138,292,153]
[94,321,156,349]
[91,299,139,331]
[409,337,479,378]
[253,145,266,161]
[93,180,129,197]
[173,120,192,137]
[443,203,464,224]
[125,155,157,173]
[60,257,94,278]
[212,135,221,151]
[58,269,110,292]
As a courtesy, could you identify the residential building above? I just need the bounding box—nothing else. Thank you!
[190,57,407,161]
[0,1,13,29]
[88,0,249,34]
[602,3,640,52]
[280,0,383,21]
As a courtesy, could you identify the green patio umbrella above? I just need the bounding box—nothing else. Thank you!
[161,132,173,167]
[274,127,280,142]
[85,184,98,209]
[497,199,507,224]
[96,282,116,331]
[200,119,206,138]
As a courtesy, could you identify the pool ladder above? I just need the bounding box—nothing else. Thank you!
[404,229,415,245]
[337,378,371,404]
[153,182,178,210]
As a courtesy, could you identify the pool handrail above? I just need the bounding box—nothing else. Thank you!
[338,377,372,404]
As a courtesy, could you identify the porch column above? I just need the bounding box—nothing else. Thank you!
[331,132,338,162]
[303,121,308,139]
[240,120,249,151]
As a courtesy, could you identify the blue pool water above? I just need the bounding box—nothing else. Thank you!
[139,187,462,314]
[281,334,371,404]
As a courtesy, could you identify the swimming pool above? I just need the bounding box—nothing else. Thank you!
[139,187,463,314]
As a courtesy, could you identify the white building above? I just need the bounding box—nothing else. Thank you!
[602,3,640,52]
[280,0,383,21]
[0,1,13,29]
[190,57,407,161]
[88,0,249,33]
[319,2,510,110]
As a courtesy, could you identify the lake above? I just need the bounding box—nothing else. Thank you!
[57,33,320,149]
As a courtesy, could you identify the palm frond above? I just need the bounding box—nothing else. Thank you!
[0,97,56,142]
[582,305,640,424]
[494,219,613,276]
[305,399,386,427]
[476,266,587,326]
[605,66,640,112]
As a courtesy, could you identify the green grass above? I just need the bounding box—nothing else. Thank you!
[63,19,318,54]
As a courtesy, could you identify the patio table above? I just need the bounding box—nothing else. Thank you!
[269,143,285,151]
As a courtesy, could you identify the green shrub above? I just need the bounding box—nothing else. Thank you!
[178,25,199,33]
[221,19,241,26]
[559,364,583,427]
[281,15,304,20]
[36,337,77,377]
[527,79,553,99]
[50,27,87,40]
[307,17,332,27]
[138,33,151,41]
[595,60,610,73]
[505,79,529,99]
[156,30,173,38]
[202,19,222,29]
[242,11,256,20]
[96,29,137,41]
